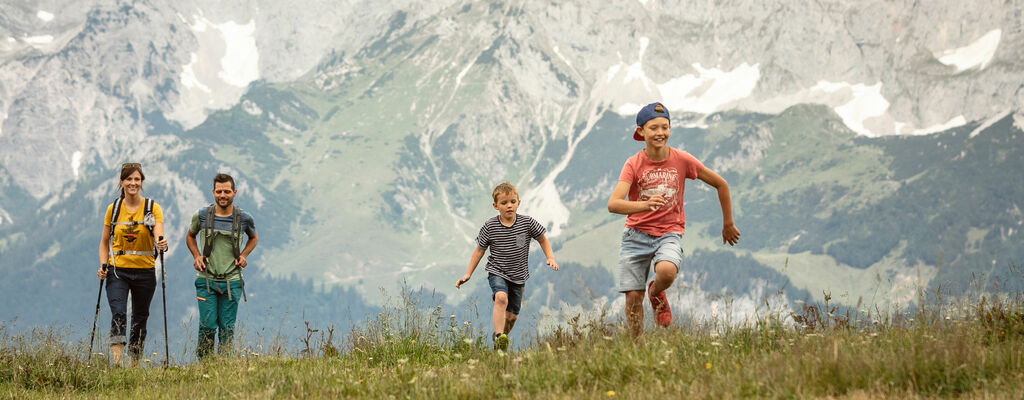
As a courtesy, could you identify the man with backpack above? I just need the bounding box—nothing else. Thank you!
[185,173,258,360]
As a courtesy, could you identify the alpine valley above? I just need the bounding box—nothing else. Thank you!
[1,0,1022,353]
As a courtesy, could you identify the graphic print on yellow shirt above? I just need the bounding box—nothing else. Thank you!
[104,200,163,268]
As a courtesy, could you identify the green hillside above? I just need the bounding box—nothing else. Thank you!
[3,288,1022,399]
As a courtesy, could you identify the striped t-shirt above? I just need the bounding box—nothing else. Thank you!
[476,214,546,284]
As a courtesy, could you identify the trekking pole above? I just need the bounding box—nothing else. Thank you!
[88,264,106,360]
[159,236,169,368]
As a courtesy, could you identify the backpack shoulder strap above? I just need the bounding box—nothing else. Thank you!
[107,198,122,267]
[202,205,215,259]
[108,198,123,238]
[231,207,242,259]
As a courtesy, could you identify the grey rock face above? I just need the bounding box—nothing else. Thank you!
[1,1,191,196]
[2,0,1021,198]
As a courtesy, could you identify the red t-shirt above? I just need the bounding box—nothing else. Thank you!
[618,148,705,236]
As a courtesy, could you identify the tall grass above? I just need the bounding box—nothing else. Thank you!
[1,282,1023,399]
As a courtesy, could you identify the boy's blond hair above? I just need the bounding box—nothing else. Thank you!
[492,182,518,203]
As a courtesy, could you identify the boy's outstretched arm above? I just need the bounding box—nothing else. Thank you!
[535,235,559,271]
[696,168,741,246]
[607,181,666,215]
[456,247,486,288]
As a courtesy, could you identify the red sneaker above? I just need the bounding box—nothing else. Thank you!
[648,280,672,327]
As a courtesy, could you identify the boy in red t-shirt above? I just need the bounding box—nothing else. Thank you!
[607,102,741,337]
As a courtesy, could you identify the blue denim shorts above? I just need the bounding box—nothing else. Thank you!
[488,273,525,315]
[616,228,683,292]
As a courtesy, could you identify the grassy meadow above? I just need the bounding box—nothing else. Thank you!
[2,285,1023,399]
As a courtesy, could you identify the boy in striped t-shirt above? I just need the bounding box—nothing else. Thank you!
[456,182,559,351]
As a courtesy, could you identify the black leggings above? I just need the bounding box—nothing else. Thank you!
[106,267,156,359]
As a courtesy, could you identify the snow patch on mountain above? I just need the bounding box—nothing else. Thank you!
[551,45,572,68]
[71,151,83,178]
[813,81,889,137]
[13,20,83,54]
[903,115,967,136]
[36,11,55,23]
[179,54,211,93]
[521,179,570,237]
[216,20,259,87]
[241,99,262,115]
[660,63,760,114]
[521,102,609,238]
[23,35,53,46]
[607,37,760,117]
[608,58,966,138]
[935,29,1001,72]
[748,80,970,137]
[166,12,260,128]
[812,81,970,137]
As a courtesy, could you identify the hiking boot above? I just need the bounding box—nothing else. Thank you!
[648,280,672,327]
[494,333,509,351]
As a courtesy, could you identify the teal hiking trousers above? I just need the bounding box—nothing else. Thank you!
[195,278,243,360]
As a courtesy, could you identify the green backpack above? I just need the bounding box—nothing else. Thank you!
[200,205,247,302]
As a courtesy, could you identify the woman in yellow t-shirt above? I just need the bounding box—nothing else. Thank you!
[96,163,168,366]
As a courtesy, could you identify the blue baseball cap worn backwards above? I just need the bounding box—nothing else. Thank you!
[634,102,670,141]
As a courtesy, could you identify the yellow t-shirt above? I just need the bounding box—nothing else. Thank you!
[104,199,163,268]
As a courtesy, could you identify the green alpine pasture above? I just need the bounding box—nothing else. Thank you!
[4,286,1023,399]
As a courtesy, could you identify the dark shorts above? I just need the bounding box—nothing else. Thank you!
[488,273,525,315]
